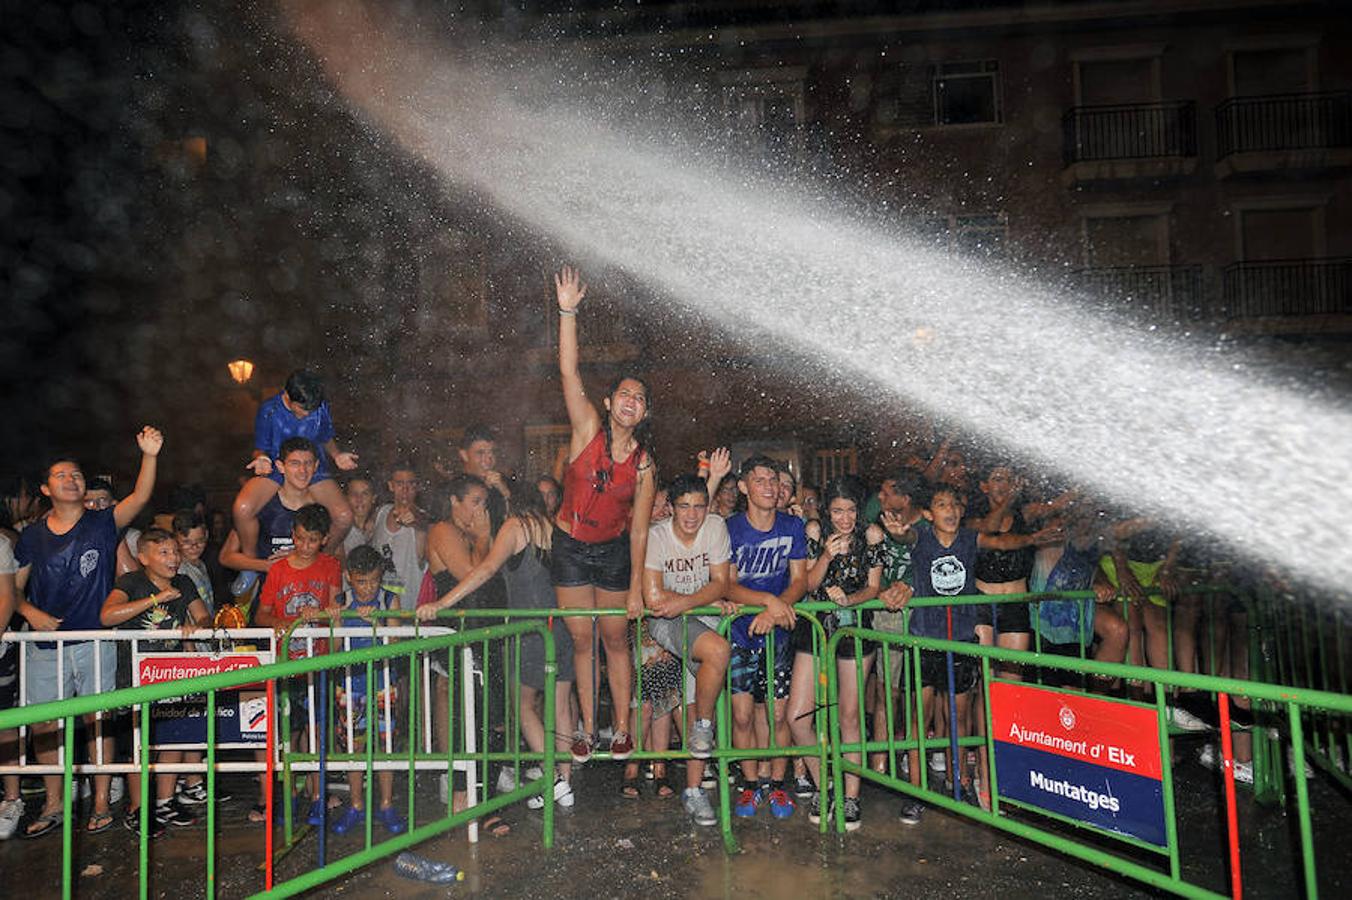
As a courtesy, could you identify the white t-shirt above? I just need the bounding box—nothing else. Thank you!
[1,535,16,660]
[371,504,427,611]
[645,514,731,629]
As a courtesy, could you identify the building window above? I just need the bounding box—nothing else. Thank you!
[813,448,858,489]
[904,212,1008,258]
[933,61,1001,126]
[721,68,807,152]
[524,425,571,479]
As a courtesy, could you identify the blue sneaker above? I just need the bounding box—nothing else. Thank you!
[733,786,761,817]
[375,805,406,835]
[330,805,363,835]
[306,799,327,827]
[767,786,795,819]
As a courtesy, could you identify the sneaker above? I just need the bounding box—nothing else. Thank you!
[155,799,197,828]
[842,796,861,832]
[767,787,794,819]
[807,793,824,825]
[123,807,166,839]
[682,787,717,826]
[438,774,449,805]
[330,805,364,835]
[0,798,24,840]
[176,782,209,805]
[700,772,717,790]
[1287,747,1314,778]
[527,776,575,810]
[609,730,634,761]
[899,800,925,825]
[570,732,595,764]
[689,719,715,759]
[376,805,407,834]
[794,775,815,799]
[733,786,761,818]
[959,781,979,807]
[306,798,327,827]
[109,776,124,807]
[1233,761,1254,785]
[929,752,946,775]
[1169,704,1211,733]
[497,766,543,794]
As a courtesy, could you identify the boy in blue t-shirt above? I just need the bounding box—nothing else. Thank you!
[882,480,1059,824]
[328,546,406,835]
[232,370,358,562]
[724,456,806,821]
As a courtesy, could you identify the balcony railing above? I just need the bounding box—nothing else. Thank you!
[1063,101,1197,164]
[1221,258,1352,319]
[1215,92,1352,157]
[1074,265,1206,320]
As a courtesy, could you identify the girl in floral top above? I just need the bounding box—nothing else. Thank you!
[785,478,885,831]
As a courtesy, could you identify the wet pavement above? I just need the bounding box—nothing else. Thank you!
[2,741,1348,898]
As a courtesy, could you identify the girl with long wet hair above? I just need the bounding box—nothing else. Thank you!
[550,266,657,763]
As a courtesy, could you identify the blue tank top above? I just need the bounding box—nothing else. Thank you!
[256,494,298,559]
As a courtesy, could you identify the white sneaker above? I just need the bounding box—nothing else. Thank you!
[1198,744,1253,784]
[527,776,574,809]
[929,752,946,775]
[1170,706,1210,733]
[497,766,543,793]
[1287,748,1314,778]
[438,773,449,806]
[0,798,24,841]
[109,776,124,806]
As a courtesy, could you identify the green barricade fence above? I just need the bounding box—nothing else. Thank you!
[0,621,556,900]
[826,593,1352,900]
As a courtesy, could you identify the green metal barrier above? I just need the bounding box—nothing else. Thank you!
[0,622,555,900]
[826,618,1352,900]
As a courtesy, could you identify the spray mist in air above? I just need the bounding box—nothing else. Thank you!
[283,0,1352,591]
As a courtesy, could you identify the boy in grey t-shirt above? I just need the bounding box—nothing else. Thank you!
[643,474,736,826]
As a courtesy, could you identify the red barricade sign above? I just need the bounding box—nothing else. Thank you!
[990,681,1167,846]
[135,652,273,748]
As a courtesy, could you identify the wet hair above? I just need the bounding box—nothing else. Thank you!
[820,477,866,539]
[345,544,384,575]
[293,503,331,536]
[886,469,925,502]
[388,460,417,478]
[85,477,114,496]
[668,473,709,504]
[446,473,488,504]
[284,370,325,412]
[739,454,779,480]
[510,483,554,555]
[344,472,374,489]
[138,527,177,551]
[167,483,207,512]
[43,455,81,481]
[915,480,961,511]
[278,436,319,462]
[600,374,655,477]
[979,461,1015,482]
[171,509,206,537]
[460,426,496,449]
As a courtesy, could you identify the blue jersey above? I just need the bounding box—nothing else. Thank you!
[727,511,806,650]
[910,526,980,640]
[337,587,398,695]
[15,508,119,632]
[254,393,335,477]
[256,494,298,559]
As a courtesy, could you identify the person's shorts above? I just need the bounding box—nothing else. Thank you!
[0,648,18,711]
[550,527,630,593]
[1099,556,1167,607]
[729,638,793,702]
[647,615,720,672]
[975,598,1031,634]
[518,618,576,690]
[24,640,119,706]
[872,609,908,685]
[918,643,981,694]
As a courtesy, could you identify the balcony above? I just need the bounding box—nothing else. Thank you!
[1221,258,1352,332]
[1215,92,1352,177]
[1073,265,1206,321]
[1062,101,1197,184]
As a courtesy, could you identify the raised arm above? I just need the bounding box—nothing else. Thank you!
[555,266,601,453]
[114,427,163,529]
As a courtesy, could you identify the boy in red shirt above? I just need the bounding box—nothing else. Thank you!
[253,504,341,824]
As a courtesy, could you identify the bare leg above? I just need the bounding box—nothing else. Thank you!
[839,654,874,798]
[594,591,633,736]
[309,479,354,554]
[556,585,597,735]
[232,477,280,562]
[786,652,820,787]
[731,694,759,783]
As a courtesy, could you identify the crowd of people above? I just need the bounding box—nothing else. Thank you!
[0,266,1261,846]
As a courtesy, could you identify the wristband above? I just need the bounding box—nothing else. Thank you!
[558,308,577,317]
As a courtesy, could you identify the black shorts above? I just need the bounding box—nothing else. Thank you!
[919,644,981,693]
[975,598,1031,634]
[550,527,630,593]
[0,649,17,711]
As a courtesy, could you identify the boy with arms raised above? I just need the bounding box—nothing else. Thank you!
[882,480,1060,824]
[14,427,163,837]
[643,473,736,826]
[101,528,211,834]
[724,456,804,820]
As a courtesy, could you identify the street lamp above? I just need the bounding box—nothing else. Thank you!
[227,359,255,385]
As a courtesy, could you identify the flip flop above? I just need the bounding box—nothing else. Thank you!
[86,811,115,834]
[653,770,676,800]
[619,776,641,800]
[23,810,62,839]
[481,814,511,837]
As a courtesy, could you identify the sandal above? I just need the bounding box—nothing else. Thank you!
[86,810,115,834]
[653,768,675,799]
[619,776,641,800]
[23,809,62,839]
[248,803,267,824]
[480,814,511,837]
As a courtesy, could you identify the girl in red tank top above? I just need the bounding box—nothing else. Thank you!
[551,266,657,766]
